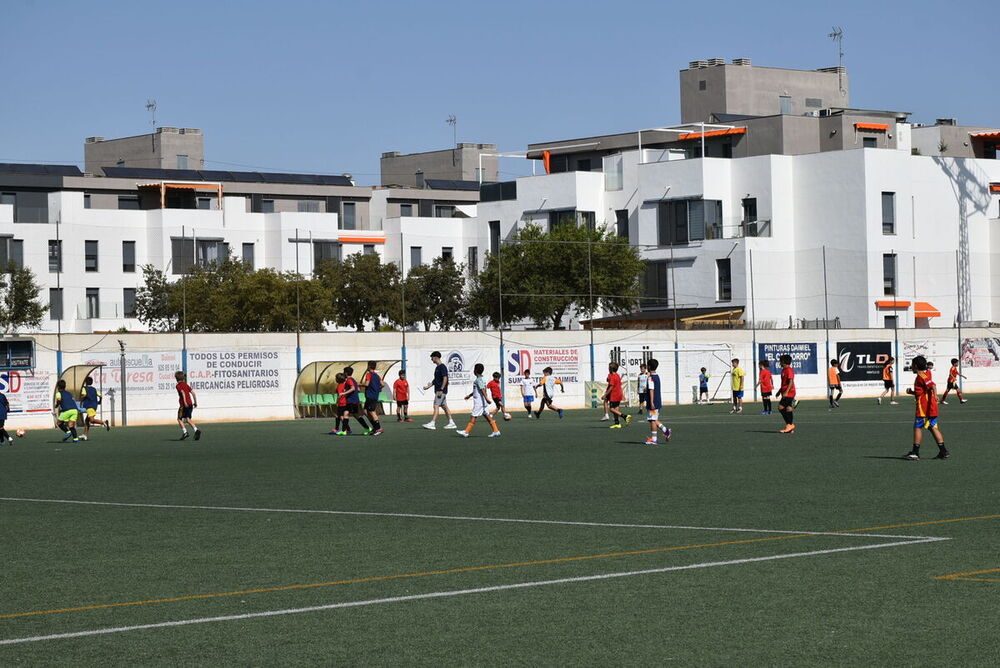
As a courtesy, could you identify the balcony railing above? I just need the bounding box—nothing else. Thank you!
[704,220,772,240]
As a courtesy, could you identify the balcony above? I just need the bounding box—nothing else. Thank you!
[704,220,772,240]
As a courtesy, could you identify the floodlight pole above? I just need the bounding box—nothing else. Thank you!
[955,249,963,390]
[670,242,680,405]
[295,227,302,373]
[822,246,831,369]
[587,233,595,381]
[498,238,505,391]
[400,230,407,371]
[55,216,63,375]
[749,248,757,401]
[181,226,189,373]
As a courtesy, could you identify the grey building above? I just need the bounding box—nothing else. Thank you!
[381,143,498,187]
[85,127,205,174]
[911,119,1000,159]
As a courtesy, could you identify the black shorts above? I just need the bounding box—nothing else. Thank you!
[540,396,553,408]
[364,397,379,412]
[344,402,360,416]
[492,398,503,408]
[179,405,193,420]
[699,387,709,394]
[946,382,958,391]
[609,401,621,409]
[883,380,894,390]
[779,397,795,409]
[396,400,409,407]
[829,384,842,391]
[761,391,772,398]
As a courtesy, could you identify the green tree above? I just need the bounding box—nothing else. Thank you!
[314,252,403,331]
[0,264,46,333]
[404,257,474,331]
[133,265,179,331]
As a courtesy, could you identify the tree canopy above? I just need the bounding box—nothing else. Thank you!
[0,264,45,334]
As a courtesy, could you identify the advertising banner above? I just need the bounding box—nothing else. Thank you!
[960,338,1000,367]
[186,350,282,392]
[505,347,581,384]
[1,371,53,413]
[836,342,892,382]
[902,340,957,366]
[758,343,818,375]
[83,351,182,394]
[438,349,489,387]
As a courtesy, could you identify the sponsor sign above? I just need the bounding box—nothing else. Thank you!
[505,348,581,384]
[960,338,1000,367]
[902,340,957,367]
[187,350,282,392]
[757,343,818,374]
[1,371,53,413]
[83,351,182,394]
[836,342,892,382]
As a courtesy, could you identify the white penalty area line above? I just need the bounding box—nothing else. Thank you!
[0,497,929,540]
[0,536,947,646]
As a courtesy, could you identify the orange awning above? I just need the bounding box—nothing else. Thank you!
[677,127,747,141]
[990,183,1000,193]
[875,300,911,308]
[137,182,223,191]
[914,301,941,318]
[855,123,889,132]
[338,235,385,245]
[970,131,1000,139]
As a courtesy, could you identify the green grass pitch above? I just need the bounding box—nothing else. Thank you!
[2,395,999,665]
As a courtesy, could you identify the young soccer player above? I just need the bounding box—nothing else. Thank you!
[458,363,501,438]
[775,354,796,434]
[393,369,411,422]
[827,360,843,408]
[878,357,898,405]
[755,360,773,415]
[602,362,631,429]
[644,358,671,445]
[534,367,565,419]
[53,379,80,443]
[338,367,370,435]
[698,367,710,404]
[360,361,384,435]
[904,355,949,460]
[422,351,457,430]
[600,395,611,421]
[0,388,12,444]
[78,376,111,440]
[519,369,535,418]
[941,358,968,405]
[486,372,509,421]
[730,359,745,413]
[329,372,348,434]
[636,363,649,415]
[175,371,201,440]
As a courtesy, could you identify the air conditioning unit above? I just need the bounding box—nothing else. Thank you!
[708,58,726,66]
[819,109,832,117]
[805,110,820,117]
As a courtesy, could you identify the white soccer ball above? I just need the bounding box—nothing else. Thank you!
[503,413,512,421]
[16,428,26,438]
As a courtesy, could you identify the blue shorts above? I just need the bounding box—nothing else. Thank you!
[914,416,938,429]
[523,395,534,403]
[733,390,744,399]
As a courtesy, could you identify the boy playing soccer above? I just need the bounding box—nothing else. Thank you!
[941,358,968,405]
[636,363,649,414]
[904,355,949,460]
[775,354,796,434]
[534,367,565,419]
[644,358,671,445]
[730,359,745,413]
[175,371,201,440]
[602,362,631,428]
[330,372,348,433]
[79,376,111,440]
[878,357,898,405]
[755,360,773,415]
[457,363,501,438]
[827,360,843,408]
[486,372,509,421]
[393,369,411,422]
[53,379,80,443]
[360,361,384,435]
[519,369,535,418]
[698,367,710,404]
[337,367,370,436]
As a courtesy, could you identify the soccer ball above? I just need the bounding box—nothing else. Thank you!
[503,413,512,421]
[16,428,26,438]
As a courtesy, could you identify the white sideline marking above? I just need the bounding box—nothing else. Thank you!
[0,497,927,540]
[0,536,947,646]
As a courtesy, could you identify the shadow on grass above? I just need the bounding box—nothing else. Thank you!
[862,455,913,461]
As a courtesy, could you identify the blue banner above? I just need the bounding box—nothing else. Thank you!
[758,343,818,374]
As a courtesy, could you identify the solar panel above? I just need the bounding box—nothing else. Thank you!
[99,166,351,186]
[0,163,83,176]
[425,179,480,191]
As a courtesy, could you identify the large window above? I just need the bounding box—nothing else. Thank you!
[170,238,194,274]
[399,203,413,217]
[260,199,275,213]
[123,288,137,318]
[242,243,255,268]
[342,202,357,229]
[297,200,320,213]
[86,288,100,319]
[118,195,140,210]
[642,261,669,308]
[883,253,897,296]
[2,191,48,223]
[85,240,99,272]
[468,246,478,275]
[615,210,629,240]
[196,240,228,267]
[657,199,722,244]
[313,241,341,267]
[716,258,732,301]
[176,154,189,170]
[49,240,62,272]
[434,205,455,218]
[881,192,896,235]
[489,221,500,255]
[441,247,453,262]
[410,246,422,267]
[604,154,623,191]
[1,238,23,270]
[49,288,63,320]
[122,240,136,272]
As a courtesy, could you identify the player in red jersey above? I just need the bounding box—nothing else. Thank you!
[940,358,968,405]
[755,359,773,415]
[485,372,510,422]
[775,354,796,434]
[393,370,411,422]
[602,362,631,428]
[175,370,201,441]
[904,355,948,460]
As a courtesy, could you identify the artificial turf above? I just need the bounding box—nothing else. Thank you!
[1,395,998,666]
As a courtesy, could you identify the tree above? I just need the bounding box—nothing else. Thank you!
[0,264,45,333]
[403,257,474,331]
[134,265,179,332]
[314,252,403,331]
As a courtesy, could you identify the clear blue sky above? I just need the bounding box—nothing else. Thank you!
[2,0,996,184]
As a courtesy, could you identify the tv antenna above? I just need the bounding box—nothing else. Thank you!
[146,99,157,129]
[446,114,457,147]
[828,27,846,94]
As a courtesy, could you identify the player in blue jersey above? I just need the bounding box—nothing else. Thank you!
[79,376,111,440]
[53,379,81,443]
[644,358,671,445]
[361,361,384,436]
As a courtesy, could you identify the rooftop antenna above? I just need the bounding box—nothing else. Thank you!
[446,114,457,147]
[828,27,845,95]
[146,99,157,130]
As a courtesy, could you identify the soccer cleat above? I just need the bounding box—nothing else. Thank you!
[609,424,622,429]
[327,429,339,435]
[61,432,72,442]
[397,417,403,422]
[443,422,458,430]
[526,414,533,419]
[729,408,737,414]
[404,418,413,422]
[833,401,839,408]
[72,438,80,443]
[625,415,632,426]
[600,415,610,421]
[663,426,672,441]
[558,409,564,419]
[877,397,882,405]
[934,449,950,459]
[194,429,202,441]
[889,401,899,406]
[422,422,436,430]
[761,410,769,415]
[80,435,88,441]
[644,438,657,446]
[372,428,384,435]
[904,451,920,461]
[940,401,948,405]
[335,430,348,436]
[488,431,501,438]
[457,431,469,438]
[363,429,373,436]
[180,432,189,440]
[960,399,968,404]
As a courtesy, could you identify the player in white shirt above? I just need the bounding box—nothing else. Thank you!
[457,363,501,438]
[519,369,535,418]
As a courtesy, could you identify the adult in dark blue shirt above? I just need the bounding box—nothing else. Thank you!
[422,351,456,430]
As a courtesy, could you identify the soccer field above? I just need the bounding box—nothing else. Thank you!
[2,396,999,666]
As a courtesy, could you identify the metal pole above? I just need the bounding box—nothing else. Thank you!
[498,238,505,392]
[400,230,407,371]
[55,217,62,374]
[670,242,679,405]
[956,249,963,390]
[749,248,757,401]
[587,232,595,382]
[822,246,831,370]
[295,227,301,373]
[700,122,706,160]
[118,340,127,427]
[181,226,188,373]
[892,248,899,370]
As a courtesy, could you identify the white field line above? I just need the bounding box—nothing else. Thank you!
[0,536,947,647]
[0,497,930,540]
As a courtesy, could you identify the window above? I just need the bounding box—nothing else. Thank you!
[576,158,591,172]
[0,193,14,208]
[49,240,62,272]
[123,288,137,318]
[434,205,455,218]
[298,200,320,213]
[779,95,792,115]
[805,98,822,108]
[883,253,897,296]
[657,199,721,244]
[176,155,189,170]
[549,210,576,231]
[881,192,896,234]
[4,190,48,222]
[716,258,732,301]
[363,244,375,256]
[642,261,669,308]
[83,193,91,209]
[86,288,100,319]
[313,241,341,266]
[85,240,99,272]
[1,238,24,270]
[884,315,898,329]
[468,246,478,275]
[260,199,275,213]
[49,288,63,320]
[196,240,227,267]
[415,171,424,188]
[863,137,877,148]
[196,197,212,210]
[399,203,413,217]
[489,221,500,255]
[410,246,422,267]
[118,195,140,210]
[604,154,623,191]
[615,210,629,240]
[698,80,707,91]
[170,237,195,274]
[442,247,453,262]
[122,240,136,272]
[742,197,758,236]
[242,243,254,268]
[342,202,356,229]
